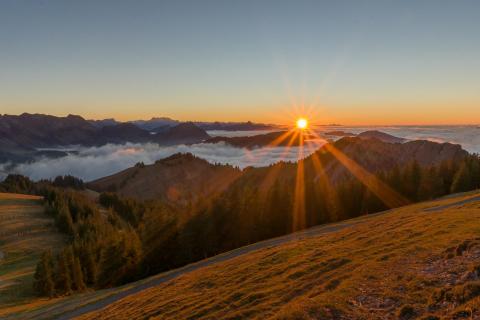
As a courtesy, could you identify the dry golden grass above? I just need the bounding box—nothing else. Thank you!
[5,191,480,320]
[0,193,42,200]
[0,193,66,318]
[74,192,480,320]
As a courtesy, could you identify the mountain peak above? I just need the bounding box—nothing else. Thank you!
[155,122,211,145]
[357,130,406,143]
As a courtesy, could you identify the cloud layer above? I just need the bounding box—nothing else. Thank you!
[0,142,319,182]
[1,126,478,182]
[320,125,480,154]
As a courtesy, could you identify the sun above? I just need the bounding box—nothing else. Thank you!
[296,118,308,130]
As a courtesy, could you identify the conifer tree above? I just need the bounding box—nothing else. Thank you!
[55,251,72,295]
[72,256,86,291]
[82,244,98,286]
[33,250,55,297]
[418,167,444,200]
[63,246,86,291]
[469,157,480,189]
[451,162,471,193]
[404,160,421,201]
[56,202,75,236]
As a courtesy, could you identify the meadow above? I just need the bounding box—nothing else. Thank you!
[4,191,479,320]
[0,193,65,318]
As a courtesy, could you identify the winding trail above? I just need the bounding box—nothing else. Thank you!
[423,195,480,212]
[48,219,367,320]
[23,192,480,320]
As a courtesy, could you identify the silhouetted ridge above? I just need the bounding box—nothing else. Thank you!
[0,114,211,162]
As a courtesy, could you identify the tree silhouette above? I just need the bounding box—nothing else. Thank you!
[33,250,55,297]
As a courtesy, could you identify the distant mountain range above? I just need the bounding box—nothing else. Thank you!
[206,130,406,149]
[0,113,212,162]
[88,117,276,132]
[0,113,465,170]
[205,131,312,148]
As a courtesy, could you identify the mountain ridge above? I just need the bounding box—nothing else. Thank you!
[88,137,468,203]
[89,153,241,205]
[0,114,211,162]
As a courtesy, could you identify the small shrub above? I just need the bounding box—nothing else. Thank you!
[325,279,341,291]
[452,310,471,318]
[134,162,145,168]
[470,263,480,276]
[446,252,455,259]
[444,246,455,259]
[430,288,447,304]
[452,281,480,303]
[397,305,416,319]
[455,240,471,256]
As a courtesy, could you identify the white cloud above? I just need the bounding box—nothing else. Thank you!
[2,126,478,183]
[318,125,480,154]
[0,142,321,182]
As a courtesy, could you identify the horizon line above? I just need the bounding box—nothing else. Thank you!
[1,112,479,127]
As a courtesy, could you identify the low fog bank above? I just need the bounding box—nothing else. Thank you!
[318,125,480,154]
[1,126,478,182]
[0,142,320,182]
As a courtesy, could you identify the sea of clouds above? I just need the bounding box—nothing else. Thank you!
[0,142,320,182]
[319,125,480,154]
[1,126,478,182]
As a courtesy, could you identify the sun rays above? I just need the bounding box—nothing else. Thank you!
[249,110,410,232]
[235,103,409,233]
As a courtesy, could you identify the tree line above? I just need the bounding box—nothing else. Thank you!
[33,187,143,297]
[140,155,480,274]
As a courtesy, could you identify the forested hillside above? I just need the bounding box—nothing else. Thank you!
[1,137,479,299]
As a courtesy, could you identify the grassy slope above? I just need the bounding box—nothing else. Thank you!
[0,193,65,318]
[4,191,480,320]
[75,192,480,320]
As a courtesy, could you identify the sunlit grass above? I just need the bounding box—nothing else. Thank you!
[71,192,480,320]
[0,193,66,317]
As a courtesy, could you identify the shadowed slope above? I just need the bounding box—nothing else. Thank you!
[89,153,242,205]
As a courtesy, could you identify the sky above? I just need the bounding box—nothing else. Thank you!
[1,0,479,125]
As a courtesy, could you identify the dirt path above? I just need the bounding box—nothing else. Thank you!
[423,195,480,212]
[44,219,366,320]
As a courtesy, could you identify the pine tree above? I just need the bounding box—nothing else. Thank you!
[469,157,480,189]
[72,256,86,291]
[451,162,471,193]
[438,160,457,194]
[64,246,75,282]
[418,167,444,200]
[81,244,98,286]
[33,250,55,297]
[63,246,86,291]
[56,202,75,236]
[404,161,421,201]
[55,251,72,295]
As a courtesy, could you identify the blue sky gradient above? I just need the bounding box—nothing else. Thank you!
[1,0,479,124]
